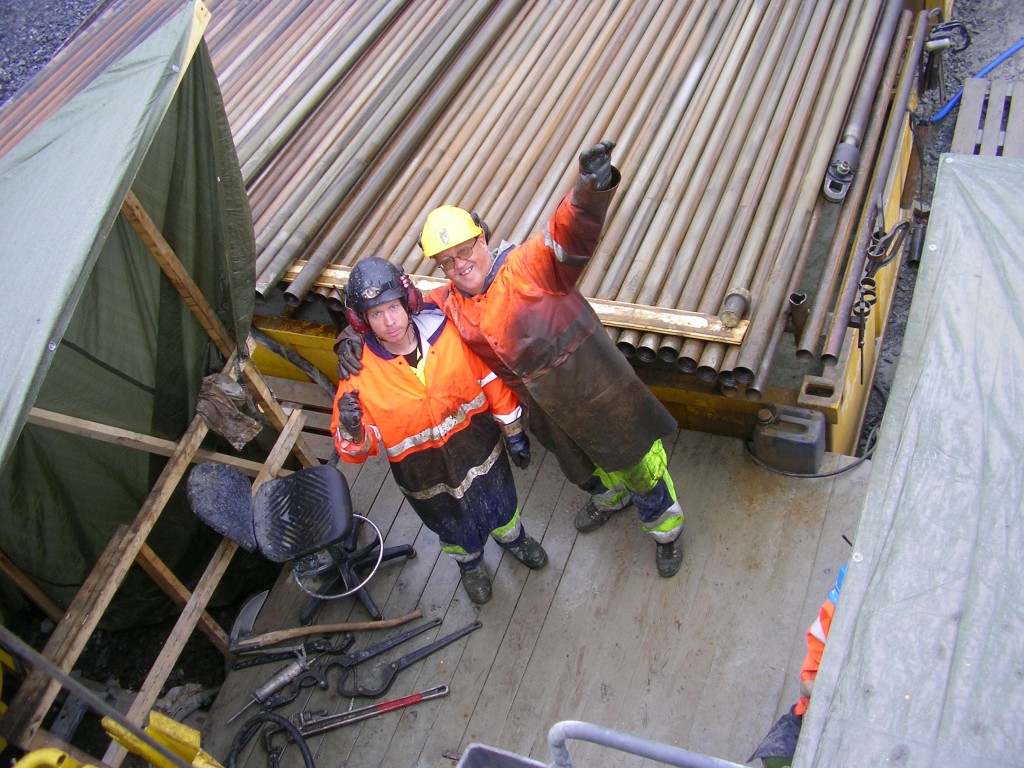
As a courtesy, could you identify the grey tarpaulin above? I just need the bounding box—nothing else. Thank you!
[0,2,259,625]
[794,155,1024,766]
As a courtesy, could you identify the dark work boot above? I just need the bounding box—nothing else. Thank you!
[574,486,631,533]
[656,536,684,578]
[506,533,548,569]
[460,561,492,604]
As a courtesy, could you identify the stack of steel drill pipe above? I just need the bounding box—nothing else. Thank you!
[358,1,586,276]
[0,0,176,156]
[732,0,885,387]
[214,1,318,120]
[204,0,269,59]
[383,0,597,278]
[505,1,681,245]
[594,1,757,317]
[229,2,370,165]
[821,10,930,365]
[237,0,408,183]
[611,1,768,360]
[613,1,775,364]
[221,3,333,137]
[248,0,448,242]
[683,0,841,380]
[284,0,530,304]
[460,1,633,249]
[578,1,730,306]
[247,2,435,229]
[512,1,716,253]
[253,0,474,294]
[384,0,615,275]
[745,199,827,401]
[797,3,910,362]
[638,0,802,371]
[600,0,771,360]
[298,0,544,278]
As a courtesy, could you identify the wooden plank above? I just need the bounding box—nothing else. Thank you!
[104,408,307,767]
[1003,81,1024,157]
[239,357,321,469]
[979,79,1010,156]
[0,551,63,622]
[134,544,231,656]
[950,78,988,154]
[264,376,334,410]
[27,407,269,477]
[0,412,211,746]
[103,537,239,768]
[120,189,235,359]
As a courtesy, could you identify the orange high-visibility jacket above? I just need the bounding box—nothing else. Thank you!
[331,309,521,538]
[795,564,847,716]
[428,183,676,482]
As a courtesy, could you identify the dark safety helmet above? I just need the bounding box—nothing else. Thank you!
[344,257,422,332]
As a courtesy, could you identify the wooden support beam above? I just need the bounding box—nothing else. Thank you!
[120,189,236,359]
[134,544,231,656]
[103,408,306,768]
[27,408,270,477]
[0,411,211,746]
[0,551,63,623]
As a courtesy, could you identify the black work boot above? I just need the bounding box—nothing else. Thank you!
[656,536,684,578]
[460,561,492,604]
[574,490,631,533]
[506,533,548,569]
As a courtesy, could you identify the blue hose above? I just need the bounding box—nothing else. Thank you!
[931,37,1024,122]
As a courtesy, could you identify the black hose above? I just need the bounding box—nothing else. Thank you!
[226,711,316,768]
[744,425,879,479]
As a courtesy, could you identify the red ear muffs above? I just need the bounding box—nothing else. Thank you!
[399,271,424,315]
[343,290,371,334]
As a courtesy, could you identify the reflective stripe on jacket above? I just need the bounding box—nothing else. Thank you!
[330,308,520,504]
[428,186,677,478]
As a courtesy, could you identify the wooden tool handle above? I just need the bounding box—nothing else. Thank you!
[231,609,423,653]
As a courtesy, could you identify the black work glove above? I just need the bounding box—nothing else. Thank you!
[503,428,531,470]
[334,325,364,380]
[338,389,364,441]
[579,140,616,191]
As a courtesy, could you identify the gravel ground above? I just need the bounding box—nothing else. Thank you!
[2,0,1023,758]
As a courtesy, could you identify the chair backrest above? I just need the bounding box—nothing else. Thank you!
[185,462,258,552]
[252,464,354,562]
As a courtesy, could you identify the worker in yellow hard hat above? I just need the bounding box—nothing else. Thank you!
[337,141,686,577]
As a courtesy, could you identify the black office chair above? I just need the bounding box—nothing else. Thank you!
[186,462,415,621]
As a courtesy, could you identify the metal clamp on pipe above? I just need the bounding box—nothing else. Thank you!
[822,140,860,203]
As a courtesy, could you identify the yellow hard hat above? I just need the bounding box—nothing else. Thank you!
[419,205,483,259]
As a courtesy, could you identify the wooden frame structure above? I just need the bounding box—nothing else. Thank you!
[0,189,319,767]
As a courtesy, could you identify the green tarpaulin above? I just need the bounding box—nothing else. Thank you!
[0,2,259,626]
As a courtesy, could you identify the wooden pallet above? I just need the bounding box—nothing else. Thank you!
[950,78,1024,157]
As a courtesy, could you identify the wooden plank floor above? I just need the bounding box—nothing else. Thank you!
[202,426,867,768]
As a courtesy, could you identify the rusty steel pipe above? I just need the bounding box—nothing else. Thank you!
[670,0,825,373]
[615,1,769,360]
[820,10,930,365]
[248,2,435,227]
[733,0,885,385]
[797,6,912,361]
[305,0,585,284]
[255,0,483,291]
[283,1,530,304]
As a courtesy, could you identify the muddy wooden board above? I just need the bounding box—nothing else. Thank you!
[202,428,867,767]
[950,78,1024,158]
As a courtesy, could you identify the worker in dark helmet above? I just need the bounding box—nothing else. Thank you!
[330,256,545,605]
[337,142,686,578]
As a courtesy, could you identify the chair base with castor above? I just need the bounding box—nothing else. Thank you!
[186,462,415,622]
